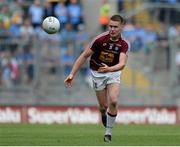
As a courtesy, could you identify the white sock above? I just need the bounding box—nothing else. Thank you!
[105,112,117,135]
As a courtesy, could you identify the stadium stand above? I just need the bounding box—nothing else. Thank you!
[0,0,180,107]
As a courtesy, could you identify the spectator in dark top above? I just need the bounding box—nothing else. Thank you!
[43,1,54,19]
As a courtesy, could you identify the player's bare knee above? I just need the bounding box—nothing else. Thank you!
[109,94,118,104]
[110,100,117,108]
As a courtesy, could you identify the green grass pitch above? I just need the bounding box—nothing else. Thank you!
[0,124,180,146]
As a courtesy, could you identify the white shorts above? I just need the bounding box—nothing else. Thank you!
[90,70,121,91]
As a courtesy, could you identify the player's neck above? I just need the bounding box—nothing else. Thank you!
[110,34,120,42]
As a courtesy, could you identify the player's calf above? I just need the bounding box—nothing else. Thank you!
[99,107,107,127]
[101,114,107,127]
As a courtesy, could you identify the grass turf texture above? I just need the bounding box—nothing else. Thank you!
[0,124,180,146]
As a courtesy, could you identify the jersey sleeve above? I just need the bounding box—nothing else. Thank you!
[121,40,130,55]
[88,38,100,52]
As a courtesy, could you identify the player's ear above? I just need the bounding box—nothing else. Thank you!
[122,18,126,25]
[121,19,126,27]
[121,23,125,28]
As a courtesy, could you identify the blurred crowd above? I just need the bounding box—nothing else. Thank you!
[0,0,87,88]
[0,0,180,88]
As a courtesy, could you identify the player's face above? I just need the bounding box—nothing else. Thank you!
[108,20,123,40]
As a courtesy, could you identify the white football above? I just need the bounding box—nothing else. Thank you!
[42,16,60,34]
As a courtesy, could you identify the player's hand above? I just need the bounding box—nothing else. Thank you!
[98,63,109,73]
[64,74,74,88]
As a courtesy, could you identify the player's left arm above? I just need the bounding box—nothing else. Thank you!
[98,52,127,73]
[110,52,128,71]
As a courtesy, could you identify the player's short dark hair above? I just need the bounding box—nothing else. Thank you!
[110,14,126,25]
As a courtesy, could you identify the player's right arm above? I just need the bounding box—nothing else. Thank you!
[64,47,94,87]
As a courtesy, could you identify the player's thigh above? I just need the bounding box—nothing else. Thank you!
[95,89,108,108]
[107,83,120,103]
